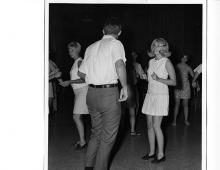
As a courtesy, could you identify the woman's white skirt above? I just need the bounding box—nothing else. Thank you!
[73,86,89,114]
[142,93,169,116]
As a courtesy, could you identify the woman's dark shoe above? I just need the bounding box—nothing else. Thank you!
[141,153,156,160]
[75,143,87,150]
[151,156,166,163]
[185,121,190,126]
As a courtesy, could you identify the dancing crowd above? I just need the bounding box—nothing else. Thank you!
[49,17,202,170]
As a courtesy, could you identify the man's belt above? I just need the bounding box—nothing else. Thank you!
[89,84,118,88]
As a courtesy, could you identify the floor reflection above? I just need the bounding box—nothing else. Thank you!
[48,97,201,170]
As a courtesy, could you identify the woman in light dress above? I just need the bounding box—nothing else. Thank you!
[141,38,176,163]
[172,55,194,126]
[60,41,88,149]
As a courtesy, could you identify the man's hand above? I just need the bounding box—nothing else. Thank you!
[118,86,128,102]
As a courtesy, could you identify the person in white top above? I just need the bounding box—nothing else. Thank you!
[78,17,128,170]
[60,41,88,149]
[141,38,176,163]
[192,64,202,88]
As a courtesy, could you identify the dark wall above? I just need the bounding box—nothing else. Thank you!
[49,4,202,77]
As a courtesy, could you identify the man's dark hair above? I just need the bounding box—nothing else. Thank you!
[103,17,122,35]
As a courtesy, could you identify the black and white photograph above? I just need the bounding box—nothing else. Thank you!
[3,0,220,170]
[48,2,203,170]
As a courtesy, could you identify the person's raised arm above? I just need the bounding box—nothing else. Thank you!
[188,66,194,78]
[192,71,200,87]
[192,64,202,87]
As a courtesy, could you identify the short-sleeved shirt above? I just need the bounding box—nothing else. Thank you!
[79,35,126,85]
[194,64,202,75]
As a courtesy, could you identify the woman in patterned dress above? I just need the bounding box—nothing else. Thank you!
[141,38,176,163]
[172,55,194,126]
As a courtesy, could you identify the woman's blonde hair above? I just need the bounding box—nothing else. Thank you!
[148,38,171,58]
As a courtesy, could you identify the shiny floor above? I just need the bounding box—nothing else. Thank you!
[48,94,201,170]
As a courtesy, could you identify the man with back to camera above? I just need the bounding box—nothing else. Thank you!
[78,17,128,170]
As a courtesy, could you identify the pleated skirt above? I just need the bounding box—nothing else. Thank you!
[142,93,169,116]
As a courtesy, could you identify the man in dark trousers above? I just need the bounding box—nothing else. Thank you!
[78,17,128,170]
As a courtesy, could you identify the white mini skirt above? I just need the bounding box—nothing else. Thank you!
[73,86,89,114]
[142,93,169,116]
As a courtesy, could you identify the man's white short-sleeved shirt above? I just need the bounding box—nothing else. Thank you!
[79,35,126,85]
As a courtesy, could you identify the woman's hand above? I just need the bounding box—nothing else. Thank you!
[140,73,148,81]
[151,72,159,81]
[60,81,70,87]
[143,73,147,80]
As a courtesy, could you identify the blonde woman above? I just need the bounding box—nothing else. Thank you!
[60,41,88,149]
[141,38,176,163]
